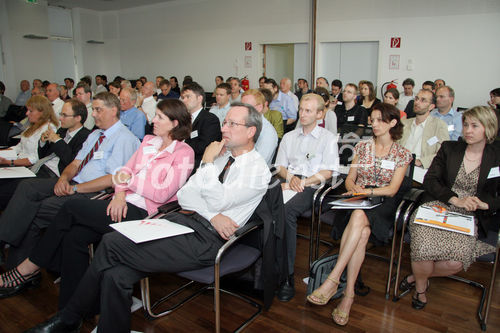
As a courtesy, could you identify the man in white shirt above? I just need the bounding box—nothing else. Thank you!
[46,83,64,119]
[74,83,94,130]
[209,82,231,126]
[155,75,165,95]
[399,89,449,168]
[94,75,108,95]
[280,77,299,110]
[139,81,157,124]
[275,93,339,301]
[25,104,271,333]
[64,78,74,98]
[241,89,278,165]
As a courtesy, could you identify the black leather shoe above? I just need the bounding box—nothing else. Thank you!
[23,313,82,333]
[277,274,295,302]
[399,274,415,293]
[0,269,42,299]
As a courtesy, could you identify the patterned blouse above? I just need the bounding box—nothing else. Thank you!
[353,139,413,187]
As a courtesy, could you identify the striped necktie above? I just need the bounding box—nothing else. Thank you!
[77,132,105,174]
[218,156,235,183]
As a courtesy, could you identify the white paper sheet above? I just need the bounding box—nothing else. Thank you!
[413,166,428,184]
[0,150,17,159]
[282,189,297,204]
[110,218,194,243]
[0,167,36,178]
[329,197,381,210]
[413,205,474,236]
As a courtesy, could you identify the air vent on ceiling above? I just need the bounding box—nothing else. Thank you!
[87,40,105,44]
[23,34,48,40]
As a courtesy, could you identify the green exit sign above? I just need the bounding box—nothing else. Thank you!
[26,0,38,4]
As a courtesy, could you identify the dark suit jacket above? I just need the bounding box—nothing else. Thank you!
[38,126,91,174]
[422,141,500,235]
[185,109,222,170]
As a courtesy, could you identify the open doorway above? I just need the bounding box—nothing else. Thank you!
[262,43,310,89]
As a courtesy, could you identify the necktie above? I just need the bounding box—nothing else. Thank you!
[77,132,105,174]
[218,156,235,183]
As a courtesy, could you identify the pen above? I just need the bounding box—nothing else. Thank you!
[352,192,368,196]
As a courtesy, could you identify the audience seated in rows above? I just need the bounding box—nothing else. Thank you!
[20,103,271,333]
[431,86,462,140]
[119,87,146,140]
[74,83,94,130]
[357,80,381,115]
[335,83,368,128]
[0,92,140,270]
[259,87,284,140]
[0,99,195,310]
[398,78,415,111]
[157,79,180,101]
[14,80,31,107]
[295,78,312,102]
[263,78,297,133]
[280,78,299,110]
[139,81,157,124]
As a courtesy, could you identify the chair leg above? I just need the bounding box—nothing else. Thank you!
[393,202,414,301]
[480,245,499,331]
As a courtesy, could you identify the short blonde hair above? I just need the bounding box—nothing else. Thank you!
[300,93,325,112]
[241,89,265,106]
[462,106,498,144]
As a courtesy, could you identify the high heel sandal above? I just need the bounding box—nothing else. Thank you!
[0,267,41,299]
[332,293,355,326]
[411,280,429,310]
[306,277,340,305]
[399,274,415,293]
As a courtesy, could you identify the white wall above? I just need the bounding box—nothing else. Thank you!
[317,0,500,107]
[1,0,499,108]
[115,0,310,91]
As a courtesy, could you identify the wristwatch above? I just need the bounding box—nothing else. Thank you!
[72,184,78,193]
[10,160,14,167]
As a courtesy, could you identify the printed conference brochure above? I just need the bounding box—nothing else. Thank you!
[329,195,382,210]
[413,205,474,236]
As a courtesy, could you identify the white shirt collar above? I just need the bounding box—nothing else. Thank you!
[191,107,203,123]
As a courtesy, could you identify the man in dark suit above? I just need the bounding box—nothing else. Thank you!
[182,82,222,170]
[33,99,91,178]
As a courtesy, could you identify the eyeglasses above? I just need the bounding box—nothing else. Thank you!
[222,120,249,128]
[60,113,76,118]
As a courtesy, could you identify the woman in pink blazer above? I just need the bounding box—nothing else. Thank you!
[0,99,195,307]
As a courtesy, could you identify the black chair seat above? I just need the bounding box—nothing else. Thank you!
[178,244,261,284]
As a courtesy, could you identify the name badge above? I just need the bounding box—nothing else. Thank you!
[143,146,157,155]
[347,116,355,122]
[93,151,104,160]
[487,166,500,179]
[427,136,439,146]
[380,160,395,170]
[190,130,198,139]
[448,124,455,131]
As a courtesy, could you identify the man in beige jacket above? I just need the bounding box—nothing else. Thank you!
[399,89,449,168]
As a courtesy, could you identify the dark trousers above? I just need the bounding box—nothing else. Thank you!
[284,186,315,274]
[0,178,97,269]
[60,212,224,333]
[29,198,148,309]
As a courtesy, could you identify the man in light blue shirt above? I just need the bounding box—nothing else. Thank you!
[119,87,146,140]
[431,86,462,140]
[14,80,31,106]
[0,92,140,268]
[241,89,278,165]
[264,78,297,133]
[209,83,232,126]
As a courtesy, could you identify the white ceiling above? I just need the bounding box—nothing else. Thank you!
[47,0,176,11]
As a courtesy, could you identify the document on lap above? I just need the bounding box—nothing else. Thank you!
[413,166,428,184]
[283,189,297,204]
[329,195,383,209]
[110,219,194,243]
[0,167,36,178]
[414,205,474,236]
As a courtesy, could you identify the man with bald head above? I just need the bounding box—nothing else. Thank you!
[139,81,157,124]
[46,83,64,118]
[15,80,31,106]
[280,77,299,110]
[119,88,146,140]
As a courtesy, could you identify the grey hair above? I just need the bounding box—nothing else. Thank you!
[230,101,262,143]
[122,87,137,102]
[121,80,132,88]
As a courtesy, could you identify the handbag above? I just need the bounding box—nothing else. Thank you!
[306,254,347,299]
